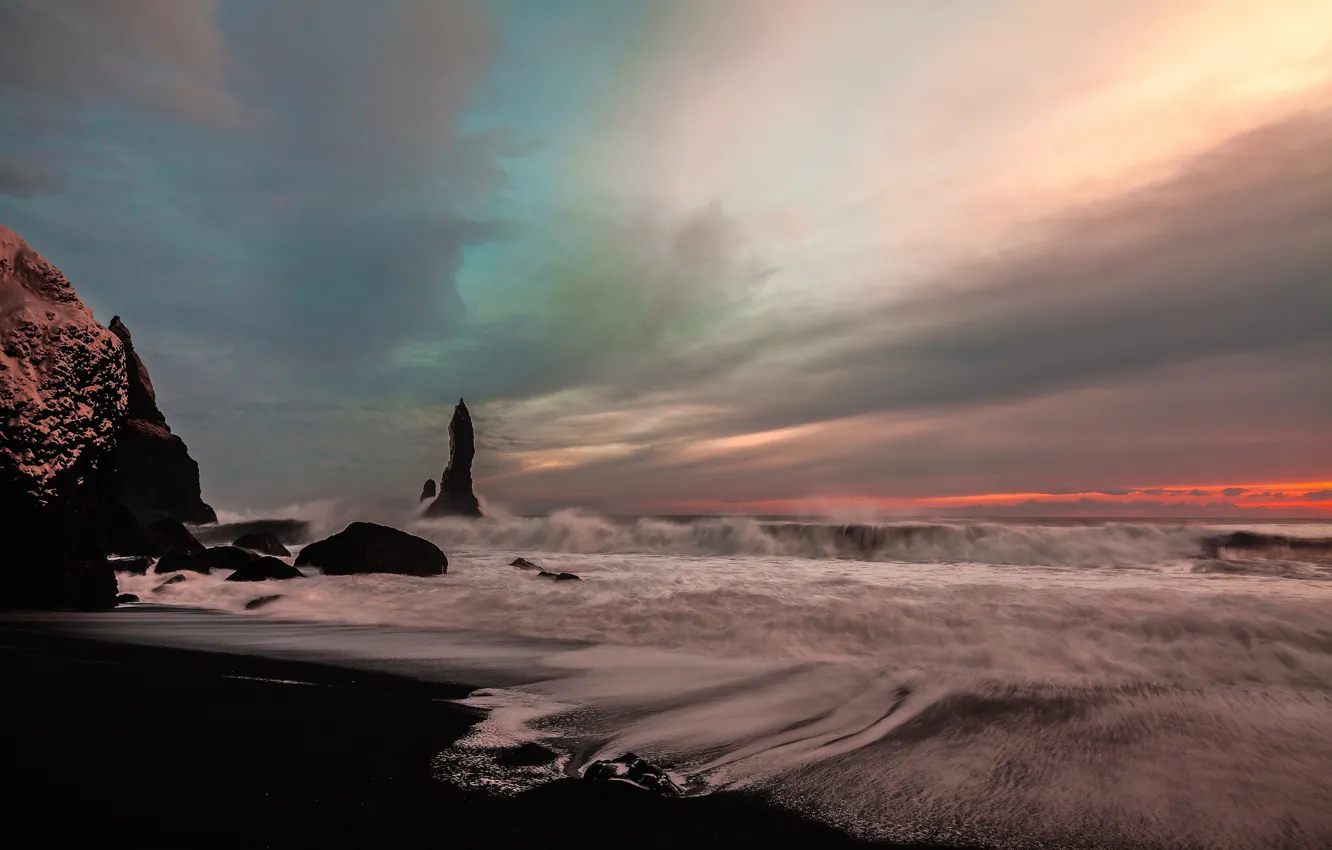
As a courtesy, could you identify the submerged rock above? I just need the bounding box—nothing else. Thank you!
[511,557,541,570]
[152,574,186,591]
[107,316,215,526]
[0,225,125,609]
[226,556,303,582]
[419,478,436,502]
[424,398,482,518]
[232,532,290,557]
[115,593,139,604]
[111,556,154,575]
[537,571,581,582]
[244,594,283,610]
[294,522,447,576]
[199,545,260,571]
[153,552,212,575]
[582,753,683,795]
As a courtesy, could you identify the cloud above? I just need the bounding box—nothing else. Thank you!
[0,156,61,197]
[1305,490,1332,501]
[1188,489,1210,497]
[1222,487,1246,497]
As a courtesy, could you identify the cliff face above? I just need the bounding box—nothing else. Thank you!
[424,398,482,517]
[0,226,126,608]
[108,316,216,525]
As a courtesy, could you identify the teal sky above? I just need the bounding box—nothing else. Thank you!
[1,0,1329,515]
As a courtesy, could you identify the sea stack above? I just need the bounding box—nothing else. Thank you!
[108,315,216,525]
[0,226,126,608]
[424,398,482,517]
[419,478,436,502]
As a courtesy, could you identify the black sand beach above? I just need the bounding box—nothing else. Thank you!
[0,616,965,849]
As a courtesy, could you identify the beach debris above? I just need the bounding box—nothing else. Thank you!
[295,521,447,576]
[226,556,303,582]
[153,551,212,575]
[233,531,290,557]
[244,594,284,610]
[582,753,683,795]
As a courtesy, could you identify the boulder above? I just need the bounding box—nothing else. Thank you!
[294,522,447,576]
[0,226,125,609]
[511,557,541,570]
[538,571,581,582]
[199,545,260,571]
[419,478,436,502]
[107,316,216,526]
[225,556,303,582]
[110,556,154,575]
[115,593,139,604]
[194,518,309,547]
[244,594,283,610]
[152,574,186,591]
[106,511,203,557]
[424,398,482,518]
[233,532,290,557]
[153,552,212,575]
[147,517,204,554]
[582,753,683,795]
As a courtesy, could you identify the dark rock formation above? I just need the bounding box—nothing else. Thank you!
[154,552,212,575]
[233,531,290,557]
[511,557,541,570]
[226,556,303,582]
[244,594,283,610]
[111,556,154,575]
[294,522,447,576]
[194,518,310,547]
[420,479,436,502]
[115,593,139,604]
[582,753,683,795]
[152,574,186,591]
[0,226,126,609]
[147,517,204,553]
[106,510,204,557]
[108,315,216,526]
[424,398,482,518]
[537,571,581,582]
[199,545,261,571]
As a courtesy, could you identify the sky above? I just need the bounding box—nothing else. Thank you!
[1,0,1329,516]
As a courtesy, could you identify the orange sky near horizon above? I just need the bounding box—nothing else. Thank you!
[669,481,1332,516]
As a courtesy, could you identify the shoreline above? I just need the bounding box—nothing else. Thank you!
[0,617,963,848]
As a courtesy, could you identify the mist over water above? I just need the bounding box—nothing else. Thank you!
[103,504,1332,848]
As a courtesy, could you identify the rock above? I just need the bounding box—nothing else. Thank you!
[419,478,436,502]
[244,594,283,610]
[537,571,581,582]
[147,517,204,554]
[582,753,683,795]
[511,557,541,570]
[110,556,154,575]
[199,545,260,571]
[294,522,447,576]
[152,574,186,591]
[424,398,482,518]
[233,532,290,557]
[115,593,139,604]
[153,552,212,575]
[0,226,125,609]
[194,518,310,547]
[107,316,216,525]
[225,556,303,582]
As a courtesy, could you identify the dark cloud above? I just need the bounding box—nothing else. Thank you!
[0,156,61,197]
[1188,489,1210,497]
[1222,487,1246,497]
[1305,490,1332,501]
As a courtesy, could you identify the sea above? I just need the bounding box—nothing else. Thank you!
[98,502,1332,849]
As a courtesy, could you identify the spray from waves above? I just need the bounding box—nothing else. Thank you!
[407,510,1227,568]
